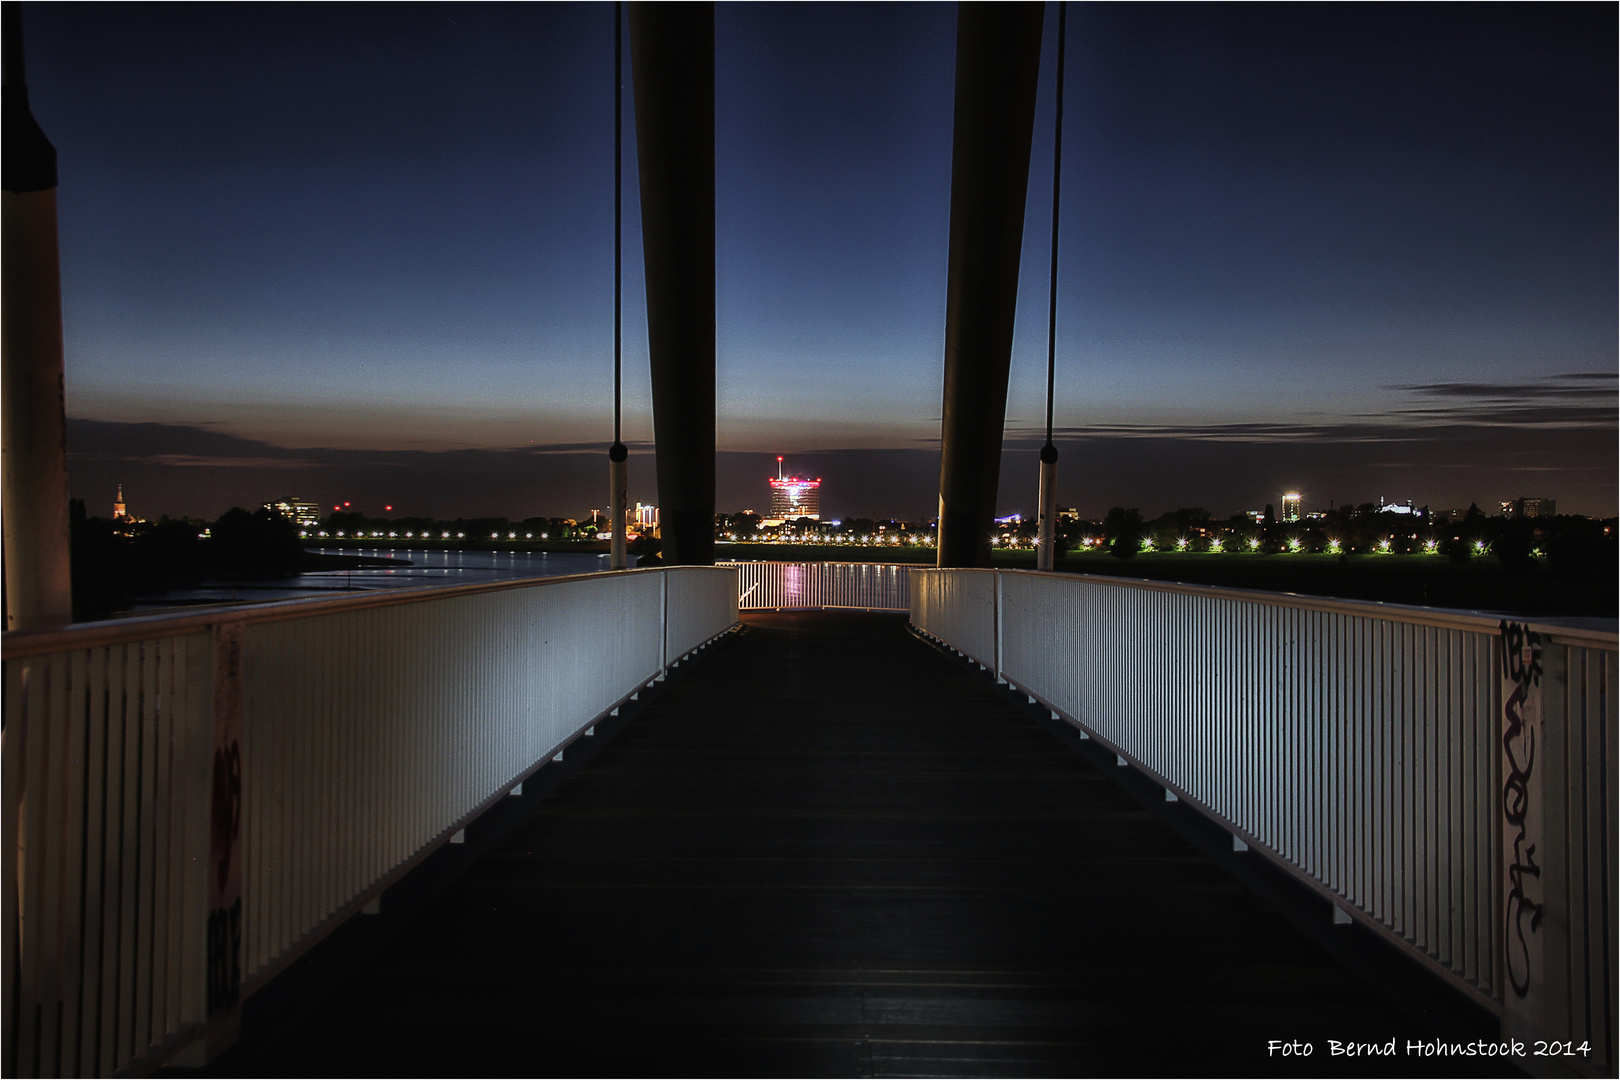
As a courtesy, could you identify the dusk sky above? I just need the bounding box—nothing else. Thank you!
[24,2,1618,522]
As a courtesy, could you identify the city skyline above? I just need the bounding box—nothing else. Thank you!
[23,4,1617,521]
[86,449,1581,531]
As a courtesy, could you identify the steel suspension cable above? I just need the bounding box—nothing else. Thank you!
[614,0,623,448]
[1035,2,1067,573]
[1044,0,1066,452]
[608,2,629,570]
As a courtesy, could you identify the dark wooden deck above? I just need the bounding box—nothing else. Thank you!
[199,610,1502,1078]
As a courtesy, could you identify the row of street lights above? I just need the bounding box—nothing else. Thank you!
[295,527,1495,558]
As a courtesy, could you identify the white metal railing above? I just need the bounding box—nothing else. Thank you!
[665,565,743,658]
[2,565,738,1076]
[724,560,910,611]
[912,568,1616,1073]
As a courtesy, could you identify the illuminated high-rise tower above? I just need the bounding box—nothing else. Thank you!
[1281,492,1301,523]
[766,456,821,523]
[113,483,127,520]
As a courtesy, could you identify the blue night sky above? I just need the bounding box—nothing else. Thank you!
[23,2,1618,521]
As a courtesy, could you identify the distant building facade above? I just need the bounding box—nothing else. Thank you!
[1377,497,1418,516]
[1281,492,1302,522]
[264,498,322,528]
[765,456,821,524]
[1501,497,1556,518]
[111,484,146,534]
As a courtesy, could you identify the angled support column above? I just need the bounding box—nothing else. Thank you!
[630,2,715,566]
[935,2,1044,569]
[2,3,73,628]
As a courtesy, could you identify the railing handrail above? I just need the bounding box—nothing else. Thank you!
[913,566,1618,649]
[0,565,726,658]
[11,560,1606,653]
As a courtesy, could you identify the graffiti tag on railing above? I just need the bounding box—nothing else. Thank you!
[210,740,242,890]
[1499,620,1543,1001]
[207,622,247,1049]
[206,896,243,1013]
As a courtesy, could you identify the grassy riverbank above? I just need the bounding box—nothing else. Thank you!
[1015,551,1611,620]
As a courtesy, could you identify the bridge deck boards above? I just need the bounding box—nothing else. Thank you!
[207,611,1490,1077]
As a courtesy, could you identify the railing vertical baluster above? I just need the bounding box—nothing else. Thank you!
[37,654,69,1076]
[94,646,120,1076]
[149,642,174,1052]
[131,641,155,1057]
[2,664,21,1078]
[57,650,88,1076]
[78,649,108,1074]
[116,643,148,1070]
[14,658,40,1078]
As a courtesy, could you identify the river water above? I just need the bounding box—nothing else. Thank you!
[130,548,613,612]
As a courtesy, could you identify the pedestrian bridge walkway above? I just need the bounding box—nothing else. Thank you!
[203,611,1485,1077]
[5,565,1612,1077]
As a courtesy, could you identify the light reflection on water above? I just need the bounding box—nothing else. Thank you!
[130,548,612,611]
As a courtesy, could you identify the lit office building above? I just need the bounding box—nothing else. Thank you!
[1280,492,1302,522]
[765,456,821,524]
[1501,497,1556,518]
[264,498,323,528]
